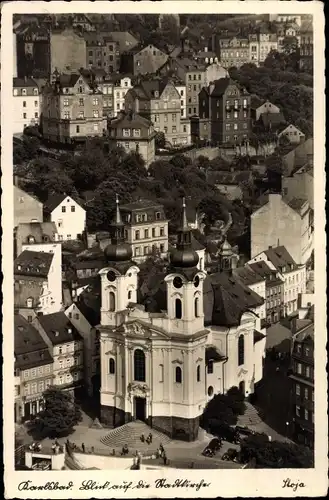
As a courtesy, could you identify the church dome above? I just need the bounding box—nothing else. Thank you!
[171,247,199,268]
[104,242,132,263]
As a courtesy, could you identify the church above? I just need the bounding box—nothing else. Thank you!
[98,197,266,441]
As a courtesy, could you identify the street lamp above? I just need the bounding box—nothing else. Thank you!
[285,421,289,438]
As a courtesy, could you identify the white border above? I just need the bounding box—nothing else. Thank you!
[2,2,327,498]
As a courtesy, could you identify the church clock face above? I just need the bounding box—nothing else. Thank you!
[194,276,200,288]
[107,270,116,282]
[173,277,183,289]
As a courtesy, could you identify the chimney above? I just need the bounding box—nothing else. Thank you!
[268,245,272,249]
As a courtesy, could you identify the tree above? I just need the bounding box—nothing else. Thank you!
[282,36,299,56]
[30,387,82,439]
[240,433,314,468]
[155,131,166,149]
[200,386,247,432]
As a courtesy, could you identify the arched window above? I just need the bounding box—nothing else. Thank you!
[128,290,132,300]
[109,358,115,374]
[194,297,199,317]
[238,335,245,366]
[175,366,182,383]
[134,349,145,382]
[109,292,115,312]
[199,257,203,270]
[175,298,182,319]
[197,365,201,382]
[207,360,214,374]
[208,386,214,397]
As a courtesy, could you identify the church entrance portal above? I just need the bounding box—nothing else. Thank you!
[134,397,146,421]
[239,381,245,397]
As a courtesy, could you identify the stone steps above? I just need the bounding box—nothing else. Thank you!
[237,402,264,427]
[100,420,171,454]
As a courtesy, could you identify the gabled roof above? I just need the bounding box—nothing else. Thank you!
[16,222,58,243]
[15,250,54,278]
[44,194,83,213]
[233,266,264,286]
[110,112,152,130]
[264,245,298,272]
[13,77,39,88]
[109,31,139,52]
[37,312,83,345]
[14,314,53,370]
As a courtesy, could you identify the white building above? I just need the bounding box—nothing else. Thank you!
[175,84,186,119]
[44,194,86,241]
[114,76,133,117]
[233,266,267,330]
[278,124,305,145]
[13,78,40,134]
[33,312,84,396]
[249,246,306,317]
[21,242,63,314]
[98,199,265,440]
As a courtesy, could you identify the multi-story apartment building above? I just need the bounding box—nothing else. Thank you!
[248,260,284,325]
[198,78,250,145]
[120,44,168,76]
[14,314,53,423]
[175,83,187,119]
[13,77,40,133]
[14,185,43,228]
[85,33,120,74]
[33,312,84,398]
[108,111,156,168]
[44,194,86,241]
[251,193,313,266]
[249,246,306,317]
[276,22,301,52]
[120,199,169,263]
[79,68,115,118]
[15,25,51,78]
[258,28,278,64]
[42,72,106,144]
[219,37,250,69]
[113,76,133,117]
[50,28,87,75]
[125,78,190,146]
[14,221,57,258]
[290,307,314,447]
[299,20,313,72]
[249,34,260,65]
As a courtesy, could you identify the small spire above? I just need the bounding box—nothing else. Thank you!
[114,193,122,225]
[181,197,188,230]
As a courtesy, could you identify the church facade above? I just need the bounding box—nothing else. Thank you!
[98,197,266,441]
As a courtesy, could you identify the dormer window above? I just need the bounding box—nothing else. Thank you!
[21,88,27,95]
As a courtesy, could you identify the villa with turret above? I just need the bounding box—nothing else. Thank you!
[98,197,266,441]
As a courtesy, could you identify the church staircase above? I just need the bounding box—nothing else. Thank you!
[100,420,172,455]
[236,401,265,427]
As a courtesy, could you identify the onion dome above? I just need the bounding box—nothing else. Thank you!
[104,194,132,263]
[170,197,199,269]
[220,237,233,256]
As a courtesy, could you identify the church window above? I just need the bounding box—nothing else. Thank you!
[197,365,201,382]
[175,298,182,319]
[109,358,115,374]
[128,290,132,300]
[238,335,245,366]
[175,366,182,383]
[159,364,164,382]
[134,349,145,382]
[207,360,213,374]
[194,297,200,317]
[208,386,214,397]
[173,277,183,289]
[109,292,116,312]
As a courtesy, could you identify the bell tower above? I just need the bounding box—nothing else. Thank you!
[166,198,206,335]
[99,195,139,327]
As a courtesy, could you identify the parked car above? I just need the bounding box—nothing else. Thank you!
[202,438,222,457]
[222,448,239,462]
[234,426,255,437]
[213,425,241,444]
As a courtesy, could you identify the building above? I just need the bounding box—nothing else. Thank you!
[290,307,314,447]
[84,33,120,74]
[282,138,313,177]
[113,76,133,117]
[32,312,84,397]
[125,78,190,146]
[15,25,50,78]
[79,68,115,118]
[249,34,260,65]
[194,47,219,66]
[14,185,43,228]
[247,260,284,325]
[251,193,313,266]
[277,124,305,145]
[219,37,250,69]
[108,111,156,168]
[252,99,281,123]
[271,14,302,27]
[119,198,169,263]
[42,72,106,144]
[65,289,101,397]
[14,245,62,315]
[98,199,265,440]
[50,28,87,75]
[198,78,250,145]
[71,14,96,32]
[276,22,301,51]
[14,221,58,259]
[120,44,169,76]
[282,162,314,210]
[13,77,40,133]
[299,20,313,72]
[44,194,86,241]
[232,265,267,328]
[249,246,306,317]
[175,83,187,119]
[109,31,139,54]
[258,28,278,64]
[14,314,53,423]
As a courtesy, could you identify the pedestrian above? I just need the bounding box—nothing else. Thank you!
[82,443,85,453]
[112,448,116,456]
[163,452,167,465]
[140,434,145,443]
[148,432,152,444]
[91,446,94,454]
